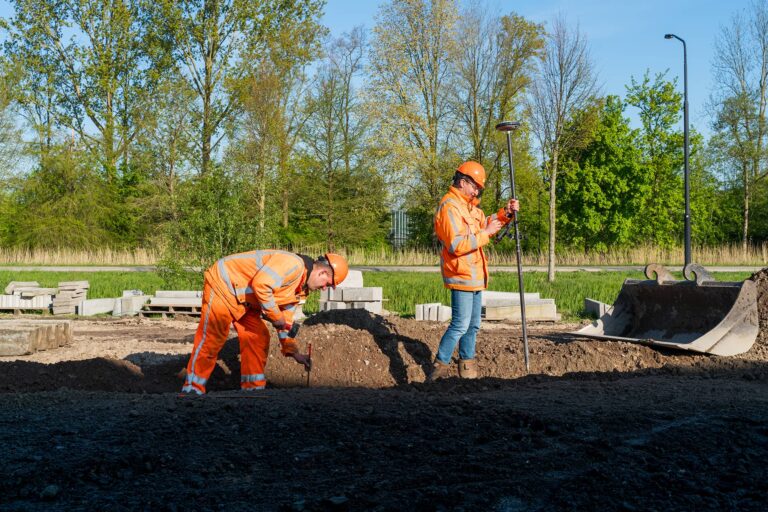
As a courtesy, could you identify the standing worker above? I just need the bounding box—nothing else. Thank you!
[181,250,349,394]
[431,161,519,380]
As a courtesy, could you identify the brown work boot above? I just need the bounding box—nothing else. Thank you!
[428,360,451,381]
[458,359,478,379]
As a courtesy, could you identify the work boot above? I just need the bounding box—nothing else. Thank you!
[458,359,478,379]
[428,360,451,381]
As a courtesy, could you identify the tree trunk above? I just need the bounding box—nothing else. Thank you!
[743,164,750,257]
[547,152,559,282]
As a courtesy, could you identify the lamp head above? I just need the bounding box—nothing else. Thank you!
[495,121,521,132]
[664,34,673,39]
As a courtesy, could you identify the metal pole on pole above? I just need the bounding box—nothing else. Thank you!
[495,121,529,372]
[665,33,691,267]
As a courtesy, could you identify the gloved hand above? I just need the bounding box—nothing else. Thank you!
[291,352,311,370]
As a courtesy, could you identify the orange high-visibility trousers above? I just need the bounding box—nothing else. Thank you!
[181,280,271,394]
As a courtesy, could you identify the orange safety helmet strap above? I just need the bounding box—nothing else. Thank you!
[324,253,349,288]
[457,161,486,189]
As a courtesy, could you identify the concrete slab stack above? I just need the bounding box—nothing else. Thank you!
[318,287,385,314]
[0,281,55,313]
[53,281,89,315]
[415,291,560,323]
[0,319,73,356]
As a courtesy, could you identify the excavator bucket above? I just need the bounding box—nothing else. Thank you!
[573,263,759,356]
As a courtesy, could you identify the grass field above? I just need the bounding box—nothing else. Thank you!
[0,270,756,321]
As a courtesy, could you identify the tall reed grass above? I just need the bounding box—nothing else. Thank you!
[1,243,767,267]
[0,247,160,265]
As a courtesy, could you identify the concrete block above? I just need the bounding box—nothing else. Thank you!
[352,301,382,314]
[415,304,424,321]
[78,298,117,316]
[484,299,559,322]
[584,298,608,318]
[116,297,143,316]
[12,320,73,344]
[0,294,52,310]
[323,300,347,311]
[4,282,40,295]
[17,288,58,298]
[342,287,383,302]
[58,281,90,289]
[149,297,202,307]
[155,290,203,298]
[320,288,345,301]
[437,305,452,322]
[0,329,37,356]
[337,270,364,288]
[0,320,72,355]
[483,291,540,306]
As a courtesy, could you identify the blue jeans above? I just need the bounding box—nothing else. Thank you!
[435,290,482,364]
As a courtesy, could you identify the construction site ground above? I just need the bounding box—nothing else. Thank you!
[3,276,768,511]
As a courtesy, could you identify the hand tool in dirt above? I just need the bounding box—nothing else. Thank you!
[305,342,312,387]
[572,263,759,356]
[495,121,529,372]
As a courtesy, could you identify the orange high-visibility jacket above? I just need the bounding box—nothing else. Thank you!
[434,186,511,291]
[205,250,308,346]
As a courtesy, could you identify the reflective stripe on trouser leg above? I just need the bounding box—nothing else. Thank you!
[183,281,235,394]
[235,310,270,390]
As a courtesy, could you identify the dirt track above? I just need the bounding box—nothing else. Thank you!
[2,276,768,510]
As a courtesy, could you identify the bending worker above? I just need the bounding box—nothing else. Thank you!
[431,161,519,380]
[181,251,349,394]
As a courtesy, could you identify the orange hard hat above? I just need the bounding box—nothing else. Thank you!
[457,161,486,189]
[324,253,349,288]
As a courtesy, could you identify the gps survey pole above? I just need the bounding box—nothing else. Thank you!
[495,121,529,372]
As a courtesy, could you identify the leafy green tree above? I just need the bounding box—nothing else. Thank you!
[169,166,271,266]
[710,0,768,251]
[558,96,642,252]
[6,147,118,249]
[7,0,152,179]
[529,14,598,281]
[292,28,389,250]
[625,71,685,248]
[367,0,460,216]
[146,0,324,175]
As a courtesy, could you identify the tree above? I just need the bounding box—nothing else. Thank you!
[529,15,598,281]
[7,0,152,179]
[557,96,641,252]
[710,0,768,251]
[625,71,685,247]
[452,7,543,165]
[147,0,324,175]
[292,28,388,250]
[368,0,459,217]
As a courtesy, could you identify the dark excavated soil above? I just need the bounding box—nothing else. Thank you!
[1,271,768,511]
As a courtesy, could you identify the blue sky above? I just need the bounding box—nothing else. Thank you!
[0,0,752,137]
[322,0,751,138]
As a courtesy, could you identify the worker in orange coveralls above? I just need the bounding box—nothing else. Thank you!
[181,251,349,394]
[431,161,518,381]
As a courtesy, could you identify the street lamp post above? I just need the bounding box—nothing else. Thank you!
[665,33,691,268]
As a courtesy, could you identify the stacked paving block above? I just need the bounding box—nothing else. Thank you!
[0,281,56,313]
[415,291,560,322]
[482,291,560,322]
[0,319,73,356]
[316,270,385,315]
[140,291,202,319]
[415,303,452,322]
[53,281,89,315]
[319,287,384,314]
